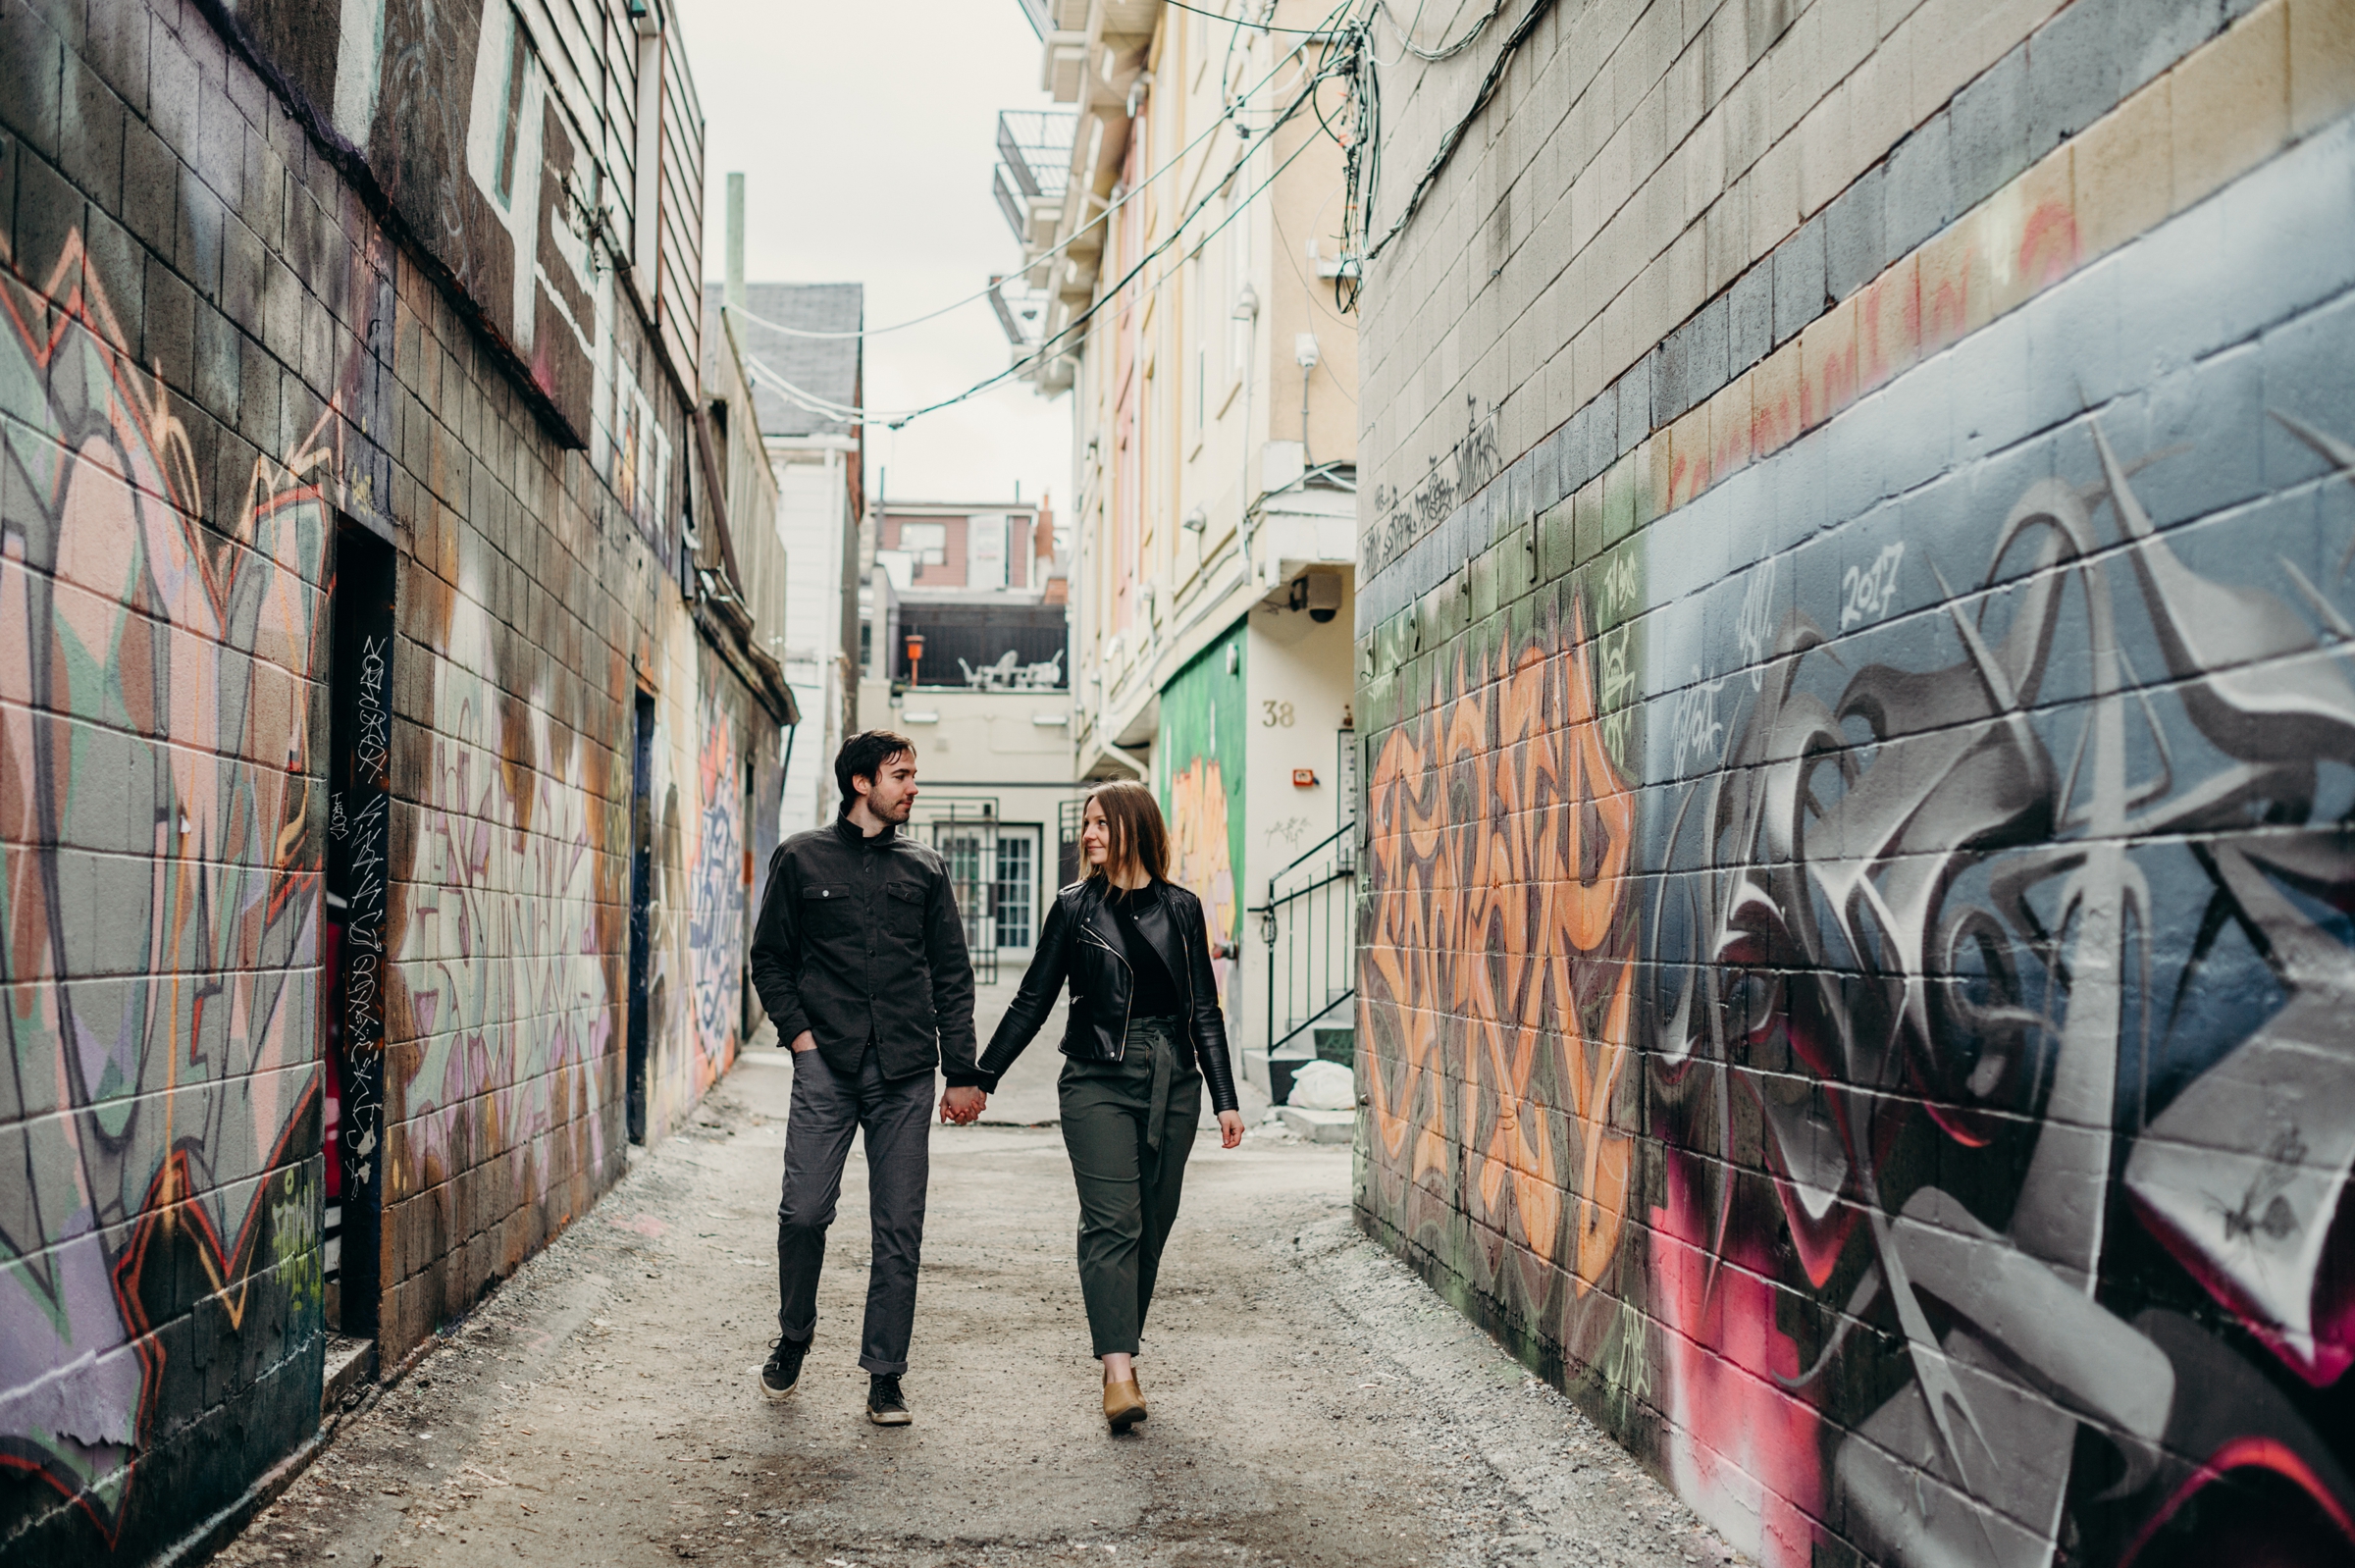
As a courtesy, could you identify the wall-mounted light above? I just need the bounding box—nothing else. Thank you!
[1182,506,1207,533]
[1290,569,1343,623]
[904,710,940,724]
[1231,283,1259,322]
[1294,332,1320,369]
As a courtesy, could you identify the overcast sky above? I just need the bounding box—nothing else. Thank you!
[674,0,1072,510]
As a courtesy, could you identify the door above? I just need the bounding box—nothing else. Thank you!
[626,692,655,1143]
[931,823,999,985]
[323,518,394,1334]
[991,826,1041,951]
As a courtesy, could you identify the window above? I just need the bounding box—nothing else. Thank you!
[994,833,1035,947]
[899,521,947,564]
[1227,185,1251,389]
[494,15,531,204]
[1189,252,1206,438]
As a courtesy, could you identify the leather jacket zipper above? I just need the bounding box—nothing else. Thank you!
[1079,923,1132,1062]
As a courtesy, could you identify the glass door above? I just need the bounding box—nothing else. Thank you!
[992,827,1040,951]
[931,823,999,984]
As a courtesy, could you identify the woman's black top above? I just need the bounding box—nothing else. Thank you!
[1106,883,1181,1019]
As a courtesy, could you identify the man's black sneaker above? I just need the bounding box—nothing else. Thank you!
[866,1374,911,1426]
[759,1338,807,1403]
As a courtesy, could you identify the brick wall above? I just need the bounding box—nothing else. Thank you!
[1352,1,2355,1563]
[0,1,764,1559]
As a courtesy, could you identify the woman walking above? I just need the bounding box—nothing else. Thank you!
[969,781,1245,1432]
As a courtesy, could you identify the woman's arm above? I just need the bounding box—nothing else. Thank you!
[1182,892,1241,1118]
[973,893,1075,1089]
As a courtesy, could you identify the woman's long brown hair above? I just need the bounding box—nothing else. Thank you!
[1086,780,1171,888]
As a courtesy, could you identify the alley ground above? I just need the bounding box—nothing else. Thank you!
[216,979,1738,1568]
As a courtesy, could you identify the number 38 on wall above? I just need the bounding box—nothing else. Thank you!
[1262,701,1295,727]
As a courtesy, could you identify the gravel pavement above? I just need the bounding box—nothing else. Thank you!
[215,1009,1737,1568]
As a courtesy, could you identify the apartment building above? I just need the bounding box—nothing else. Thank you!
[861,498,1075,977]
[0,0,793,1557]
[727,281,866,837]
[1004,0,1361,1088]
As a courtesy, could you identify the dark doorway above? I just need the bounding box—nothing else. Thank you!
[741,756,759,1041]
[626,691,656,1143]
[322,518,394,1334]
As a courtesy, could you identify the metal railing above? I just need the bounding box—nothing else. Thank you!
[1250,822,1357,1057]
[993,109,1076,242]
[996,111,1075,199]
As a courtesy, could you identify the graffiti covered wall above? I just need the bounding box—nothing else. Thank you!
[0,0,760,1558]
[0,216,342,1560]
[1159,624,1246,1000]
[1354,5,2355,1565]
[628,641,755,1146]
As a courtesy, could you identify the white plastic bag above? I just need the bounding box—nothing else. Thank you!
[1287,1058,1356,1110]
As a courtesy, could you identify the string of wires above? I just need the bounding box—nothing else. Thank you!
[746,0,1360,427]
[741,0,1539,424]
[727,12,1325,342]
[1349,0,1557,268]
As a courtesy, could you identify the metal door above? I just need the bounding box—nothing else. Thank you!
[930,821,1045,977]
[931,823,1001,984]
[991,826,1040,950]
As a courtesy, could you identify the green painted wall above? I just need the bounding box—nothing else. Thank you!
[1156,624,1248,977]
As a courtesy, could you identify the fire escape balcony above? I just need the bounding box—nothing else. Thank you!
[992,109,1076,250]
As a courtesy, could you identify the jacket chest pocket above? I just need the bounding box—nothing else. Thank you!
[884,880,927,935]
[802,883,855,935]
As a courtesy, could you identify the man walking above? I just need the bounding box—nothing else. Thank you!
[748,731,989,1424]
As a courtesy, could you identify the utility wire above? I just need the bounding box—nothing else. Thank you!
[1161,0,1342,33]
[1372,0,1507,62]
[724,8,1340,343]
[1360,0,1555,263]
[742,37,1356,431]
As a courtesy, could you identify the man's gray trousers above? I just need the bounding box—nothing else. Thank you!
[774,1045,932,1376]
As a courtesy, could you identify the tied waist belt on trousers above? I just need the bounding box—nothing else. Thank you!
[1132,1016,1183,1152]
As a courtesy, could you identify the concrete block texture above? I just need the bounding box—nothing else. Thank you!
[1355,0,2355,1563]
[1360,127,2355,1568]
[2,1,763,1564]
[1357,0,2332,605]
[1822,160,1887,301]
[1771,210,1827,344]
[1950,41,2031,210]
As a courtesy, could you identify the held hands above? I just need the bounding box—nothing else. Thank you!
[1217,1110,1245,1149]
[940,1085,988,1125]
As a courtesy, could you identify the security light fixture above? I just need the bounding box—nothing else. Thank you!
[1290,570,1344,623]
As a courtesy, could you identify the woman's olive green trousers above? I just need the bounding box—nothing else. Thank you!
[1058,1016,1202,1358]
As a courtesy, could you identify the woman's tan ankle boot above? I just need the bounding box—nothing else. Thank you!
[1103,1376,1147,1433]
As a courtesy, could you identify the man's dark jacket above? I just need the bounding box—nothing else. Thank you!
[748,817,981,1083]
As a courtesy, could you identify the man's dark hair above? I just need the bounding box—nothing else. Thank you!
[835,730,916,814]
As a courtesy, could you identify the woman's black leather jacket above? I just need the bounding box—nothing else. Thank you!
[975,877,1239,1114]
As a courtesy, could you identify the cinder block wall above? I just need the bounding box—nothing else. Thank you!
[1352,1,2355,1563]
[0,1,760,1559]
